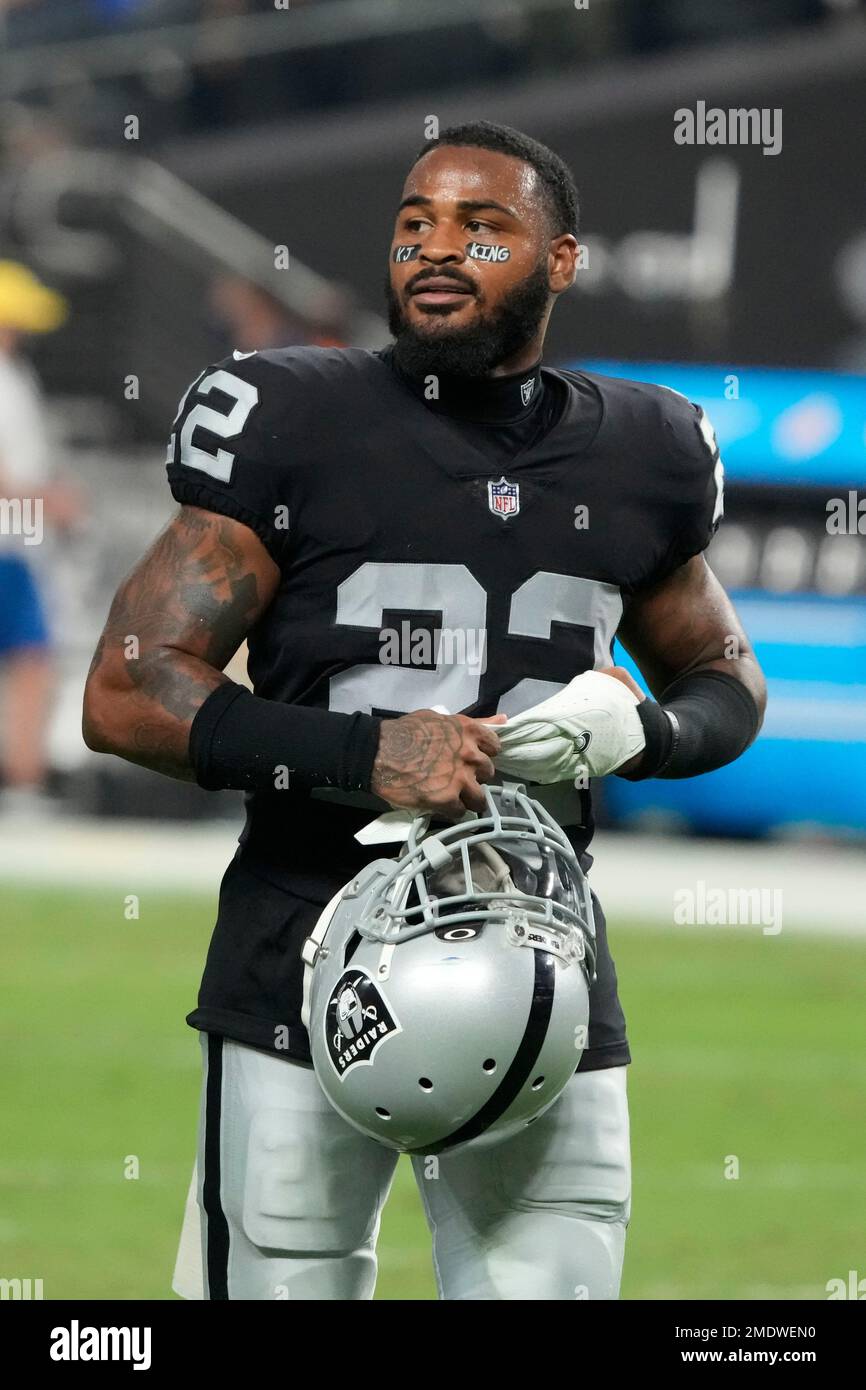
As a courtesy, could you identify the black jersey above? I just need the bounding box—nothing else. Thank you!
[166,345,722,1070]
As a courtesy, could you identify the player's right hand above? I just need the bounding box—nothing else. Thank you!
[371,709,506,820]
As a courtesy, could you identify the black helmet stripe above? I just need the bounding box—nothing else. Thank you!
[419,950,556,1156]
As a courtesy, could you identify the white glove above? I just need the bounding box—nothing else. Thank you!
[490,671,646,784]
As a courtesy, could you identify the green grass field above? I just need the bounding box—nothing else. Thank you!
[2,884,863,1300]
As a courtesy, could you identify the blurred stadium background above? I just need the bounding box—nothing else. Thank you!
[1,0,864,1301]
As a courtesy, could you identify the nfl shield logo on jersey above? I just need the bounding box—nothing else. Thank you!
[488,476,520,519]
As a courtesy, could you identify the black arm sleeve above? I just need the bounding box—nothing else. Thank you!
[618,670,760,781]
[189,682,383,793]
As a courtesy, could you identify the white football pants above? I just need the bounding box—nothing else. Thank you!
[172,1033,631,1301]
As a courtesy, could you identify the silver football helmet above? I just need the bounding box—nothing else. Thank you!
[301,782,596,1155]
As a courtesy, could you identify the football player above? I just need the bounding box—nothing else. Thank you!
[83,121,766,1301]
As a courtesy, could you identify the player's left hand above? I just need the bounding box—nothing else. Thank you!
[595,666,646,775]
[489,667,646,783]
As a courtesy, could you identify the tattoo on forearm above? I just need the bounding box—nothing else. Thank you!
[87,509,269,776]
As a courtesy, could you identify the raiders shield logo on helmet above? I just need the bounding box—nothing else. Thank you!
[324,969,401,1079]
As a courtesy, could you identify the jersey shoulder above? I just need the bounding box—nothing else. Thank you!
[164,346,384,564]
[557,367,725,580]
[208,344,387,422]
[235,343,385,381]
[557,367,719,474]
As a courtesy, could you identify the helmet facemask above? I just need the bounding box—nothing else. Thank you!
[356,783,596,980]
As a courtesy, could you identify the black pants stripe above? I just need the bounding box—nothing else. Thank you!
[202,1034,230,1299]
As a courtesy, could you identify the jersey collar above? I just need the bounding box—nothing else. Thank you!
[384,345,545,426]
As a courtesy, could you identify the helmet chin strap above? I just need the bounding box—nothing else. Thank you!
[300,887,347,1030]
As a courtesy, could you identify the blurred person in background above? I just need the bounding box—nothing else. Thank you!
[0,262,81,817]
[208,273,352,353]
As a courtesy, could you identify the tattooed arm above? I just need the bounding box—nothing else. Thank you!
[83,503,503,811]
[82,506,280,779]
[371,709,505,819]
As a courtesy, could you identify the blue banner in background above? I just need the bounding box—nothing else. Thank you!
[574,361,866,488]
[568,359,866,835]
[605,593,866,837]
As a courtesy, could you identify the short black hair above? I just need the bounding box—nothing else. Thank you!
[412,120,579,238]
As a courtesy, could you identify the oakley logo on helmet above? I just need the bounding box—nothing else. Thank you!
[325,970,401,1079]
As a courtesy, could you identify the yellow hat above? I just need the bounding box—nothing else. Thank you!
[0,260,67,332]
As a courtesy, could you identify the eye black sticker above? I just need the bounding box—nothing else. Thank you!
[393,244,420,263]
[466,241,510,262]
